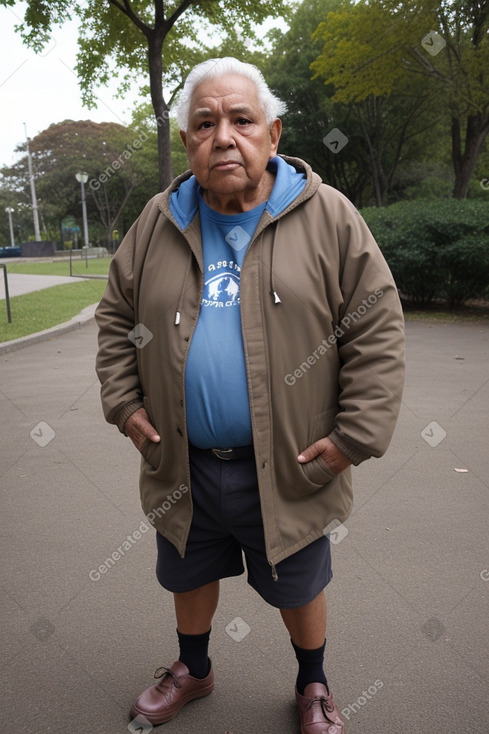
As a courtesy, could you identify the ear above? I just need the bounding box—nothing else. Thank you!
[179,130,187,149]
[269,118,282,157]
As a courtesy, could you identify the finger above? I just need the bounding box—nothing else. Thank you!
[297,440,324,463]
[139,420,161,443]
[126,409,160,443]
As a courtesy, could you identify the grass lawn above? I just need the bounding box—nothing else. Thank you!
[5,256,112,277]
[0,280,107,342]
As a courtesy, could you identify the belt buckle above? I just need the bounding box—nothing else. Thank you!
[211,448,234,460]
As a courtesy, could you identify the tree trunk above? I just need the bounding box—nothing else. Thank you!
[452,113,489,199]
[356,101,386,206]
[147,31,173,191]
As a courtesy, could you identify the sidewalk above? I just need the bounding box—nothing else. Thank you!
[0,272,84,299]
[0,318,487,733]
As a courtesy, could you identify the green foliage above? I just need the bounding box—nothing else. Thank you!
[8,0,294,105]
[0,280,107,341]
[311,0,489,199]
[362,199,489,306]
[265,0,454,206]
[264,0,372,205]
[390,162,454,202]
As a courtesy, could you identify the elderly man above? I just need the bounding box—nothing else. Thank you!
[95,57,405,733]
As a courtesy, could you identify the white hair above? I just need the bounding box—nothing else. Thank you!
[175,57,287,131]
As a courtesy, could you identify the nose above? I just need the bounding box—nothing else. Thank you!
[213,119,236,149]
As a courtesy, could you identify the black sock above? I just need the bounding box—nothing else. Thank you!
[292,639,328,695]
[177,628,211,679]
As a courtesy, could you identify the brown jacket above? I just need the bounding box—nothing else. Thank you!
[95,155,405,569]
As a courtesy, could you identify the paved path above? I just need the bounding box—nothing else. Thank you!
[0,319,487,733]
[0,272,84,300]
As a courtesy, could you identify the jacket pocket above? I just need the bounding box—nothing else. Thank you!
[300,407,338,487]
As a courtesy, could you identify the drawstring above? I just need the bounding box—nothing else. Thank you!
[174,252,193,326]
[269,219,282,305]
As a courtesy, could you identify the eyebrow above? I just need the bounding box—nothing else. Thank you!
[192,104,256,119]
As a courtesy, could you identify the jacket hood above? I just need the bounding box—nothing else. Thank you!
[168,155,315,230]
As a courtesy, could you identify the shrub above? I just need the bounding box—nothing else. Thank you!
[361,199,489,306]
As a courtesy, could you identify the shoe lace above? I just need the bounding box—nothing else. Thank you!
[306,695,335,717]
[153,667,182,689]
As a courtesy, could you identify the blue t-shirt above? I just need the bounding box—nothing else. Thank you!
[185,194,266,448]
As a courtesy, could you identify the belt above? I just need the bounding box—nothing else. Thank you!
[210,445,254,461]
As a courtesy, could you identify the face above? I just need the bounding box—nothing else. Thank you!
[180,73,282,212]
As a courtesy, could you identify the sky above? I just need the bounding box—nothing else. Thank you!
[0,2,147,169]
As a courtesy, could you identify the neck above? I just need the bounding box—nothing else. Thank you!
[203,170,275,214]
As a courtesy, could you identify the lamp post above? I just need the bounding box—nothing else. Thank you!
[5,207,15,247]
[75,172,89,249]
[24,124,41,241]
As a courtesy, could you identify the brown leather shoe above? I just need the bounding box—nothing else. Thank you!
[129,660,214,725]
[295,682,345,733]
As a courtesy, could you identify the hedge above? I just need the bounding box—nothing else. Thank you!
[361,199,489,306]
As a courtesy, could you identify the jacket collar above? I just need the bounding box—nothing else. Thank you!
[159,155,321,232]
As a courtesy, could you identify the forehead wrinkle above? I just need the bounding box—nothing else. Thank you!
[191,103,259,120]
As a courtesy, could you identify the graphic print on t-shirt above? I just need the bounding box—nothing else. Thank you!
[202,260,241,308]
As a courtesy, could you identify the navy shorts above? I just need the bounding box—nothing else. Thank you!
[155,445,332,609]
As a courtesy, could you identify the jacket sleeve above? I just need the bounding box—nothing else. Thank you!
[327,192,406,465]
[95,220,144,433]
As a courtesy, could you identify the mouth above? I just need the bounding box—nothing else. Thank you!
[212,160,242,170]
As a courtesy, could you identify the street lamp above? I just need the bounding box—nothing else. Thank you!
[5,207,15,247]
[75,172,89,248]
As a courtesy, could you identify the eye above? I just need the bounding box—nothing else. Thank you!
[198,120,214,129]
[236,118,252,126]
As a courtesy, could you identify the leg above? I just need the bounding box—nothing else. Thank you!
[280,590,328,694]
[130,581,218,725]
[174,580,220,634]
[280,590,327,648]
[281,592,345,732]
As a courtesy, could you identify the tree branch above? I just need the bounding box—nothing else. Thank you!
[107,0,151,35]
[165,0,196,34]
[154,0,164,27]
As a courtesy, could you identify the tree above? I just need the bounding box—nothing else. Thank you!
[0,119,160,248]
[263,0,371,202]
[264,0,444,206]
[2,0,294,191]
[311,0,489,199]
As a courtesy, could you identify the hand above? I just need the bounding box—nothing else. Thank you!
[298,437,351,475]
[125,408,161,452]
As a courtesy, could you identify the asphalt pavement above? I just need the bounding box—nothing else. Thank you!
[0,316,488,734]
